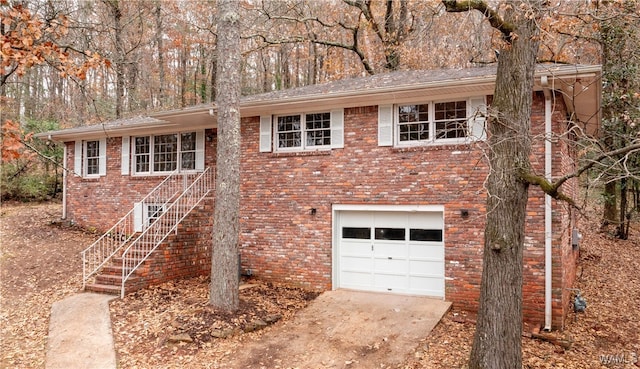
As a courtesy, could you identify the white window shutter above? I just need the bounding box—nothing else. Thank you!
[98,137,107,176]
[330,108,344,148]
[133,202,143,232]
[259,115,272,152]
[74,141,82,176]
[469,96,487,141]
[121,136,130,175]
[378,105,394,146]
[195,130,205,170]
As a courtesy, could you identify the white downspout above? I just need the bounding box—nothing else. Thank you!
[541,75,553,331]
[62,144,67,219]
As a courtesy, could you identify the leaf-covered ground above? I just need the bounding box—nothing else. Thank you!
[1,202,639,368]
[110,278,319,368]
[403,214,640,369]
[0,202,99,368]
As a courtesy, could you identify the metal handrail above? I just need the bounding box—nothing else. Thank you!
[81,169,189,289]
[120,167,213,297]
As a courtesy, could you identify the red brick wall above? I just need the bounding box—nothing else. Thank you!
[64,94,579,329]
[123,195,214,293]
[66,130,217,290]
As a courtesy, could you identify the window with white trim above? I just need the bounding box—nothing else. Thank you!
[377,97,486,147]
[276,112,331,150]
[129,131,204,175]
[259,109,343,153]
[85,140,101,175]
[397,100,468,145]
[74,138,106,178]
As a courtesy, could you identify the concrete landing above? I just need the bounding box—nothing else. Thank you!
[45,293,117,369]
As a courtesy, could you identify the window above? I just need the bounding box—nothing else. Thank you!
[378,97,486,147]
[342,227,371,240]
[276,112,332,150]
[375,227,406,241]
[259,110,343,153]
[180,132,197,170]
[146,204,164,224]
[434,101,467,139]
[74,138,106,178]
[398,104,430,142]
[130,131,203,175]
[85,140,100,175]
[396,100,467,145]
[410,229,443,242]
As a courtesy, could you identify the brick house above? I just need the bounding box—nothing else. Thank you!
[40,64,601,330]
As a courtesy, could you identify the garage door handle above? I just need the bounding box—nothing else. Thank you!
[388,257,392,259]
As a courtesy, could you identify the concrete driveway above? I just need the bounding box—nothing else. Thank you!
[223,289,451,369]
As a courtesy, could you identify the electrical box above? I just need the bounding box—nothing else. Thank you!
[572,228,582,249]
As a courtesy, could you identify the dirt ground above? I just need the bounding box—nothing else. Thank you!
[2,202,640,368]
[0,202,98,368]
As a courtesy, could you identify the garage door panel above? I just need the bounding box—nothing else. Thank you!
[341,271,373,288]
[409,213,443,229]
[409,259,445,276]
[408,243,444,259]
[373,273,406,291]
[340,212,373,227]
[373,257,407,274]
[373,212,407,228]
[373,242,407,258]
[341,256,372,272]
[341,241,371,257]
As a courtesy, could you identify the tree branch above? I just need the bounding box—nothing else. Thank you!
[519,140,640,208]
[442,0,516,42]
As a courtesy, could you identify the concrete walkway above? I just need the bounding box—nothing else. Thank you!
[46,293,117,369]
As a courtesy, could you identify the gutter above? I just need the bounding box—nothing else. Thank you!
[541,75,553,331]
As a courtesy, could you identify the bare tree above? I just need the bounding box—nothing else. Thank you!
[443,1,541,367]
[210,0,241,312]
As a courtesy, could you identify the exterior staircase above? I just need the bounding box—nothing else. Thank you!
[82,168,214,297]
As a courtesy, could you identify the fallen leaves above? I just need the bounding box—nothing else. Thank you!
[0,202,98,368]
[403,209,640,369]
[110,277,319,368]
[2,202,639,369]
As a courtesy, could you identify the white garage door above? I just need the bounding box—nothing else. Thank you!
[337,210,445,297]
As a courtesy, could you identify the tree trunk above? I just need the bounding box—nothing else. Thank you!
[616,177,628,239]
[154,1,165,108]
[210,0,241,312]
[602,180,617,227]
[468,2,541,368]
[105,0,124,118]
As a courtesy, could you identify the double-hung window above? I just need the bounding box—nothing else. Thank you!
[128,131,203,175]
[378,97,486,147]
[74,138,106,178]
[434,101,467,139]
[276,112,331,150]
[85,140,101,175]
[260,109,343,153]
[397,100,468,145]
